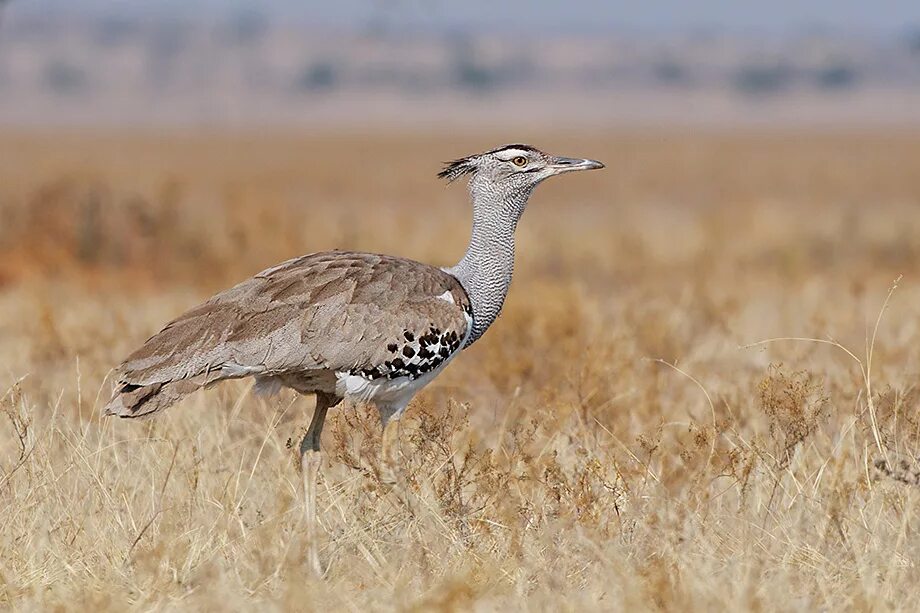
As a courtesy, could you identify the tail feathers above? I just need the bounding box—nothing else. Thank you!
[104,379,202,418]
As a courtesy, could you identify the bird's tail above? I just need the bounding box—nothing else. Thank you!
[104,379,201,419]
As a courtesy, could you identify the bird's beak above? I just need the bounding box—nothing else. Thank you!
[549,156,605,174]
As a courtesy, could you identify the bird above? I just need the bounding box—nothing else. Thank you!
[104,143,604,574]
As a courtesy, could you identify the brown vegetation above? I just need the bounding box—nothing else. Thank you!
[1,130,920,609]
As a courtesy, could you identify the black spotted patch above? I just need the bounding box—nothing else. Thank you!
[348,324,466,381]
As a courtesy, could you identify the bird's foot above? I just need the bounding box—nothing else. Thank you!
[301,449,324,577]
[378,418,401,488]
[378,458,399,488]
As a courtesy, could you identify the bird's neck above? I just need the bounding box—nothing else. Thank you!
[447,180,533,346]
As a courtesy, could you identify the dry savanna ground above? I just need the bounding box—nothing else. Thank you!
[2,130,920,610]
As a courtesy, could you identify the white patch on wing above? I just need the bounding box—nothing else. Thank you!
[437,290,455,304]
[335,369,436,405]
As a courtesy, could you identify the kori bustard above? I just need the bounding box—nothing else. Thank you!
[105,144,603,573]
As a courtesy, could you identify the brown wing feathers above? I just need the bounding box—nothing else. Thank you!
[105,252,471,418]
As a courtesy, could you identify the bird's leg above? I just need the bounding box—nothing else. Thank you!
[300,392,333,577]
[377,403,405,486]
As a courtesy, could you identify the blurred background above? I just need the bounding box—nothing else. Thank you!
[5,3,920,609]
[2,0,920,128]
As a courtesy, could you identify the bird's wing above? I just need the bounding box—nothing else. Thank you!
[113,251,472,389]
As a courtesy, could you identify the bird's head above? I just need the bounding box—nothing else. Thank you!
[438,144,604,194]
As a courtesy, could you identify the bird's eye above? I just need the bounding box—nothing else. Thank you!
[512,156,527,167]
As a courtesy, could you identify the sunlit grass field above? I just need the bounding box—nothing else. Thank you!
[2,130,920,610]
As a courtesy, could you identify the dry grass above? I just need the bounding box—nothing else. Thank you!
[2,129,920,610]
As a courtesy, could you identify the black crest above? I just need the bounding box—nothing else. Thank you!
[489,143,540,155]
[437,156,477,182]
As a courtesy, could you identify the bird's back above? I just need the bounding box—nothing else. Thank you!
[105,251,472,418]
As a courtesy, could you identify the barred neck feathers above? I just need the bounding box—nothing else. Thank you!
[446,172,535,346]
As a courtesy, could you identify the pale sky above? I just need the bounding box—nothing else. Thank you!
[9,0,920,35]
